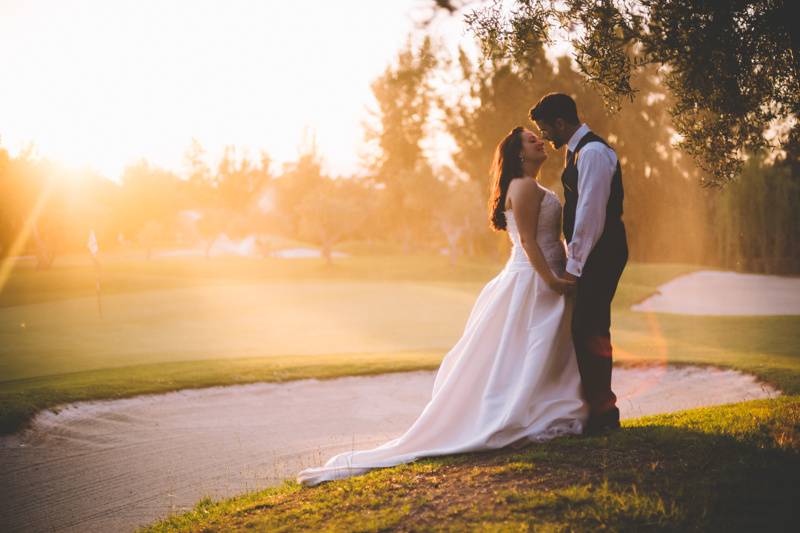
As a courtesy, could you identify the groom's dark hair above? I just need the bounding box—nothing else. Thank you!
[529,93,580,125]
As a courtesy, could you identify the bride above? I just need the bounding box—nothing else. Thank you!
[296,127,588,487]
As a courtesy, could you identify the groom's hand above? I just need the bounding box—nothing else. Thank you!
[561,272,578,295]
[548,276,577,295]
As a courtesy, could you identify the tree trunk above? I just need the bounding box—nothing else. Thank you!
[322,241,333,266]
[204,234,219,259]
[32,223,54,270]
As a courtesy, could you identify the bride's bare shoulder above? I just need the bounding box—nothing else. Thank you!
[507,177,544,211]
[509,177,545,198]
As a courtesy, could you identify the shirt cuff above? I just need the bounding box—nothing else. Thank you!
[566,258,583,277]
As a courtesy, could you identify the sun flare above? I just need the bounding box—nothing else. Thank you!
[0,0,456,180]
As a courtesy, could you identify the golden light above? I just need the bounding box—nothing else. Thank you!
[0,177,57,292]
[0,0,460,180]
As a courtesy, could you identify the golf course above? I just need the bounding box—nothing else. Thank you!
[2,0,798,529]
[1,251,798,531]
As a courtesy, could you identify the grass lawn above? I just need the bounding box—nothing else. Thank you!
[0,253,497,434]
[0,280,478,379]
[0,252,498,308]
[2,252,799,530]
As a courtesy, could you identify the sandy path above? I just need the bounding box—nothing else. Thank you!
[0,366,779,533]
[632,270,800,315]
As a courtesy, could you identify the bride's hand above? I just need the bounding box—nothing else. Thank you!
[547,276,576,295]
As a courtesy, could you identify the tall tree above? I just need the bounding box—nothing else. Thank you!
[0,147,17,258]
[181,138,215,208]
[274,140,326,239]
[439,46,557,186]
[119,159,181,259]
[366,36,442,250]
[0,145,121,264]
[434,175,485,264]
[0,147,66,268]
[441,43,708,263]
[215,146,272,239]
[450,0,797,186]
[708,156,800,273]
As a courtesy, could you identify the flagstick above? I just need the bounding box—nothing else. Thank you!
[87,230,102,318]
[92,255,103,318]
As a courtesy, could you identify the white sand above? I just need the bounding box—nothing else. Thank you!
[0,366,779,533]
[632,270,800,315]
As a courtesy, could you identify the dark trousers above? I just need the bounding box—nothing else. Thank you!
[571,236,628,418]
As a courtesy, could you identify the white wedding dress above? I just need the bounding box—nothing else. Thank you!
[296,187,588,486]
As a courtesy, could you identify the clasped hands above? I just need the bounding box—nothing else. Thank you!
[547,271,578,295]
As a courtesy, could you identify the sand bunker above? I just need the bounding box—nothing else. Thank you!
[0,365,779,533]
[632,270,800,315]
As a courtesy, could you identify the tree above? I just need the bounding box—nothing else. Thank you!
[0,147,12,257]
[438,46,556,186]
[447,0,797,186]
[181,143,274,256]
[179,138,221,257]
[195,208,228,258]
[181,137,215,208]
[440,40,709,264]
[434,176,485,264]
[368,36,438,180]
[295,178,371,265]
[431,0,798,272]
[708,155,800,273]
[0,142,123,266]
[274,140,326,239]
[119,159,181,259]
[0,146,24,260]
[366,36,443,251]
[0,147,65,268]
[217,146,271,215]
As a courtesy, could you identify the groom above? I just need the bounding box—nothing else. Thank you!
[530,93,628,435]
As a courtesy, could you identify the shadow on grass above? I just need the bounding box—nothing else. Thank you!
[490,427,799,532]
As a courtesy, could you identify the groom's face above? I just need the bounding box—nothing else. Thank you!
[534,119,565,149]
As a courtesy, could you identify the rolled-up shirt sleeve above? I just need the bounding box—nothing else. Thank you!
[566,145,616,277]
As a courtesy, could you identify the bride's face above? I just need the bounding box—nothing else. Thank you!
[533,119,563,149]
[520,130,547,164]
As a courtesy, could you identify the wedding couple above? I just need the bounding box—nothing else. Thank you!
[297,93,628,487]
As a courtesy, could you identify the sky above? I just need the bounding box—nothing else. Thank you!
[0,0,471,181]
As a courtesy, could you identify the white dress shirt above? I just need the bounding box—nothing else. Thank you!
[564,123,618,277]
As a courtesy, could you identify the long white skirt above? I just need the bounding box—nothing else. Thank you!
[296,263,588,486]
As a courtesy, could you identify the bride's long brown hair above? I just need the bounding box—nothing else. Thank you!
[488,126,525,231]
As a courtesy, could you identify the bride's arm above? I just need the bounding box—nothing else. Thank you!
[509,180,574,295]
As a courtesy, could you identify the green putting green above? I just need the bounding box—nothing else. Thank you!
[1,280,480,381]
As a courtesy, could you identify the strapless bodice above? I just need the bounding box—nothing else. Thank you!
[504,188,567,273]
